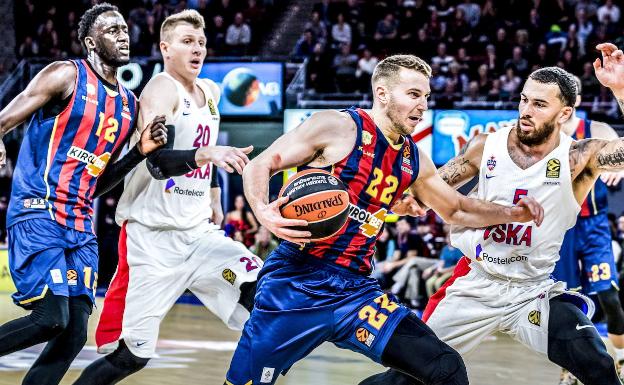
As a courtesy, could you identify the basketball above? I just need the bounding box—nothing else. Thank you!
[279,169,350,241]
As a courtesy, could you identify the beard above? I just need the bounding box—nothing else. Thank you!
[95,40,129,67]
[516,116,557,146]
[387,97,414,136]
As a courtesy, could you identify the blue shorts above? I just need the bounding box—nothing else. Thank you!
[553,214,617,294]
[8,218,99,308]
[225,247,411,385]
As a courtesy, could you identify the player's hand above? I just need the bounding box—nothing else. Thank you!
[594,43,624,95]
[510,197,544,226]
[600,170,624,186]
[0,137,6,169]
[256,196,311,245]
[391,194,428,217]
[210,201,224,227]
[138,115,167,155]
[201,145,253,174]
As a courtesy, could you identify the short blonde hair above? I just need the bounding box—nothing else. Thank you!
[372,55,432,85]
[160,9,205,42]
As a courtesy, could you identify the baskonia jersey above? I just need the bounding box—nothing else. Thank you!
[451,126,580,280]
[282,108,420,275]
[115,72,220,230]
[573,118,608,217]
[7,59,137,233]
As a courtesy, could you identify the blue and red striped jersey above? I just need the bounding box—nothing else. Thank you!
[573,118,608,217]
[7,59,137,233]
[283,108,420,275]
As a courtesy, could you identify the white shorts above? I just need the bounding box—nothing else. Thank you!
[425,262,593,356]
[109,221,262,358]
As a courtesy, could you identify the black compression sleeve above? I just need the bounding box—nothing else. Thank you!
[145,148,199,180]
[211,164,219,188]
[93,146,145,198]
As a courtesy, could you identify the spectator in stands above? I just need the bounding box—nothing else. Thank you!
[493,27,511,64]
[487,78,502,101]
[592,86,620,120]
[306,43,333,93]
[313,0,335,26]
[333,43,358,93]
[397,7,417,46]
[483,43,500,76]
[576,0,598,20]
[344,0,363,28]
[373,12,398,52]
[575,7,594,57]
[425,9,445,42]
[355,47,378,93]
[208,14,227,56]
[545,24,567,55]
[38,19,60,58]
[18,36,39,58]
[499,65,522,97]
[430,62,448,93]
[435,81,461,109]
[249,226,278,261]
[225,12,251,55]
[526,7,546,42]
[293,29,316,59]
[447,8,472,52]
[455,47,471,75]
[331,13,352,47]
[126,18,142,52]
[457,0,480,28]
[504,46,529,77]
[514,29,531,55]
[580,61,601,98]
[211,0,236,24]
[431,42,454,74]
[531,43,550,69]
[429,0,455,25]
[597,0,620,24]
[462,81,486,102]
[475,64,492,95]
[478,0,497,37]
[225,194,258,248]
[305,11,327,45]
[446,61,469,93]
[422,232,463,299]
[68,30,84,57]
[412,28,435,62]
[243,0,264,30]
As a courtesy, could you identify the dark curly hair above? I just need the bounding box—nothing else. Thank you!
[78,3,119,44]
[528,67,578,107]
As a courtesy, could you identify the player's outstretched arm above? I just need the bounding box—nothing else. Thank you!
[0,61,75,168]
[410,151,544,228]
[242,110,351,243]
[593,42,624,114]
[391,133,485,216]
[588,121,624,186]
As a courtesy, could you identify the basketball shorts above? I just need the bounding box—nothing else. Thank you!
[8,218,98,308]
[424,257,594,356]
[552,214,617,294]
[225,246,411,385]
[96,221,262,358]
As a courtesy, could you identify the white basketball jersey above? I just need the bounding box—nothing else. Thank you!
[116,72,221,230]
[451,126,580,280]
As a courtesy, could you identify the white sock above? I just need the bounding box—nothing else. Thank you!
[614,347,624,363]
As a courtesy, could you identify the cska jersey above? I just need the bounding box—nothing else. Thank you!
[7,59,137,233]
[282,107,420,275]
[573,118,608,217]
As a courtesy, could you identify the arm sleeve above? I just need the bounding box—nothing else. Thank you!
[211,164,220,188]
[93,145,145,198]
[145,124,199,180]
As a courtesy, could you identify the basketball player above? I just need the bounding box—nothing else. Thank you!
[73,10,259,384]
[553,76,624,385]
[0,4,167,385]
[361,53,624,385]
[224,55,544,385]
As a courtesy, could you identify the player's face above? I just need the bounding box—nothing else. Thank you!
[91,11,130,67]
[384,68,430,136]
[163,23,207,78]
[517,78,572,146]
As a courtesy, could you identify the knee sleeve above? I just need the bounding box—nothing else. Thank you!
[597,288,624,335]
[548,297,619,385]
[106,340,150,371]
[29,294,70,337]
[74,340,150,385]
[238,281,257,313]
[381,313,468,385]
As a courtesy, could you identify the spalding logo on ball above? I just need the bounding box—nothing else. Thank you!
[222,67,261,107]
[279,169,350,241]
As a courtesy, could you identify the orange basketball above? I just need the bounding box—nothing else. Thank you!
[279,169,350,241]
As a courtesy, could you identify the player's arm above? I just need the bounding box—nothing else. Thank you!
[142,75,251,179]
[243,110,352,243]
[589,120,624,186]
[593,42,624,114]
[0,61,75,168]
[392,134,485,216]
[409,151,544,228]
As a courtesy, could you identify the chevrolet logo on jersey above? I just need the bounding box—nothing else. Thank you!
[67,146,111,177]
[348,204,387,237]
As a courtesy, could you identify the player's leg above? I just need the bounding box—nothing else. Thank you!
[74,225,190,384]
[547,296,619,385]
[189,232,261,330]
[0,219,73,356]
[22,295,92,385]
[596,287,624,351]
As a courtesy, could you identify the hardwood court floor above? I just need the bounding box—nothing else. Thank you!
[0,294,563,385]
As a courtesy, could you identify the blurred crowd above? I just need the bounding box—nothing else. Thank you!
[299,0,624,115]
[14,0,279,60]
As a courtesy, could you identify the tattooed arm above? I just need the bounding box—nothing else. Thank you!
[437,133,487,189]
